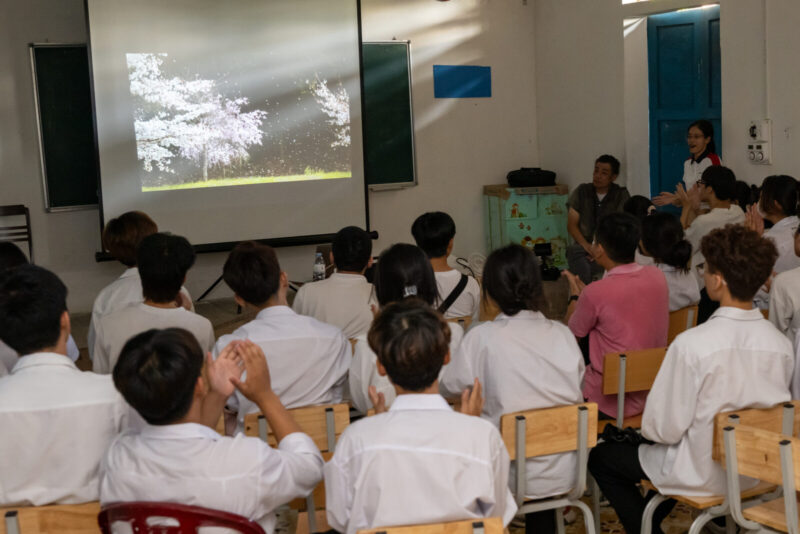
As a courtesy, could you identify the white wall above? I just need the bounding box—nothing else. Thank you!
[720,0,800,185]
[623,18,650,197]
[534,0,627,192]
[1,0,539,313]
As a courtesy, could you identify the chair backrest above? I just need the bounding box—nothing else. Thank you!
[668,305,698,344]
[98,502,265,534]
[500,403,597,506]
[0,502,100,534]
[713,401,800,462]
[446,316,473,330]
[0,205,33,263]
[760,308,769,320]
[601,348,667,396]
[357,517,504,534]
[243,402,349,452]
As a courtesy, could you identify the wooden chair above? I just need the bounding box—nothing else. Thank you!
[639,402,800,534]
[357,517,504,534]
[761,308,770,320]
[600,347,667,430]
[446,316,473,330]
[0,502,100,534]
[243,403,349,533]
[0,205,33,263]
[668,305,698,344]
[722,424,800,533]
[98,501,264,533]
[499,403,598,534]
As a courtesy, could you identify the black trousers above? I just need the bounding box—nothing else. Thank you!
[588,441,675,534]
[525,509,557,534]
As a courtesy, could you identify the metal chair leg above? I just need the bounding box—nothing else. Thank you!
[641,493,668,534]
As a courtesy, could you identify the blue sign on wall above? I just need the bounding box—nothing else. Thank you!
[433,65,491,98]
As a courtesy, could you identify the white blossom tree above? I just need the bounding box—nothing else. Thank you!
[127,53,267,180]
[310,77,350,148]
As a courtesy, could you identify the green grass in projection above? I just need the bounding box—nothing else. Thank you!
[142,171,351,192]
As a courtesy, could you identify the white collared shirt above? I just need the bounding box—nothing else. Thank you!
[100,423,323,534]
[657,264,701,312]
[639,307,793,496]
[292,272,376,339]
[755,216,800,308]
[769,266,800,342]
[324,394,517,534]
[685,205,745,277]
[435,270,481,320]
[0,353,130,506]
[88,268,193,359]
[440,310,585,499]
[93,303,214,374]
[214,306,350,425]
[349,322,464,414]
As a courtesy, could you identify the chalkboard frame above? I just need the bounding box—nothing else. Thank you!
[29,43,100,212]
[363,41,417,191]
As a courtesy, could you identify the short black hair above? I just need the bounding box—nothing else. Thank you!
[701,225,778,302]
[623,195,654,223]
[0,264,67,355]
[595,154,621,176]
[136,233,195,303]
[411,212,456,259]
[641,212,691,273]
[223,241,280,306]
[0,241,29,272]
[596,212,640,264]
[483,244,544,316]
[373,244,439,307]
[759,175,798,217]
[113,328,203,425]
[103,211,158,267]
[332,226,372,272]
[701,166,736,201]
[368,298,451,392]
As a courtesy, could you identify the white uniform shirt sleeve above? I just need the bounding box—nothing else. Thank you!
[490,433,518,525]
[92,320,111,374]
[439,329,478,398]
[641,341,698,445]
[793,331,800,399]
[348,339,395,413]
[324,440,353,533]
[253,432,324,515]
[291,285,307,315]
[770,273,794,337]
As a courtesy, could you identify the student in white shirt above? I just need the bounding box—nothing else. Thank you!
[589,225,792,534]
[412,211,481,320]
[101,329,323,533]
[292,226,375,338]
[88,212,193,359]
[441,244,584,534]
[745,175,800,308]
[0,265,130,506]
[215,241,350,428]
[349,243,465,413]
[93,233,213,374]
[769,228,800,341]
[326,299,516,534]
[639,212,700,311]
[0,241,80,365]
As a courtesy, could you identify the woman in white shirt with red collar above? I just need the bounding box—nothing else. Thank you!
[653,120,722,207]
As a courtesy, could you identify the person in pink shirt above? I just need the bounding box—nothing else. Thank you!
[563,212,669,419]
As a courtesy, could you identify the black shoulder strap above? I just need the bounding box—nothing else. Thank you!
[438,274,469,314]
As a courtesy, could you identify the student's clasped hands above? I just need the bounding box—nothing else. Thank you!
[207,339,276,404]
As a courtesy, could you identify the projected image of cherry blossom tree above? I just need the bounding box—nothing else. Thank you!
[127,53,266,183]
[310,77,350,148]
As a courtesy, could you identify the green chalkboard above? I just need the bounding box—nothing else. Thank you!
[362,41,416,189]
[30,44,99,210]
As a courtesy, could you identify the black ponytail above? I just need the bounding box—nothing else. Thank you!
[482,245,545,316]
[641,212,692,273]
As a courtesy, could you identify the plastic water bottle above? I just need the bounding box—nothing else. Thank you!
[313,252,326,281]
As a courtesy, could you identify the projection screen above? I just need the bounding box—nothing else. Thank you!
[86,0,367,247]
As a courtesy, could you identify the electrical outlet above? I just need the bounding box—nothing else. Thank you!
[747,119,772,164]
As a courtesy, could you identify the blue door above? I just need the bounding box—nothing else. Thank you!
[648,6,721,198]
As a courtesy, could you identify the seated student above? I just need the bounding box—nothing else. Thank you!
[215,242,350,427]
[0,241,80,370]
[589,225,792,534]
[93,233,213,374]
[745,175,800,308]
[101,330,324,532]
[567,155,630,284]
[325,299,516,534]
[640,213,700,311]
[441,244,584,534]
[411,211,481,320]
[564,212,668,419]
[769,226,800,341]
[88,211,192,359]
[349,243,465,414]
[0,265,130,506]
[292,226,375,338]
[624,196,656,267]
